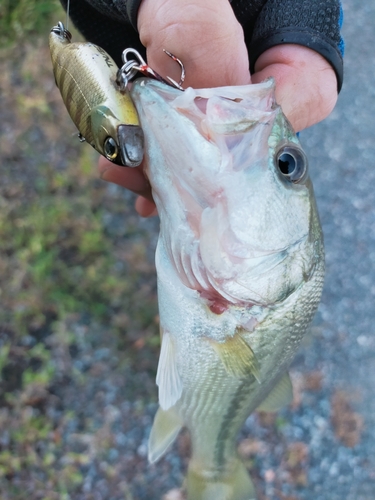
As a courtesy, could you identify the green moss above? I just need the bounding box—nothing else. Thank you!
[0,345,11,376]
[0,0,62,47]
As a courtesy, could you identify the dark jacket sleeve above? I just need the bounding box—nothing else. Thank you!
[60,0,344,91]
[246,0,344,91]
[59,0,145,67]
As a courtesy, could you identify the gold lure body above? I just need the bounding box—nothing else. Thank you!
[49,23,143,167]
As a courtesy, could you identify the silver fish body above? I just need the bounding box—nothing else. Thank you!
[130,79,324,500]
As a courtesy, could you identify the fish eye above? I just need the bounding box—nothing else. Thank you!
[104,137,118,161]
[276,145,307,183]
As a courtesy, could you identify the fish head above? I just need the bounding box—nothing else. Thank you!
[131,79,323,309]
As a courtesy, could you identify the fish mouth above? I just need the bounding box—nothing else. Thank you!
[117,124,144,167]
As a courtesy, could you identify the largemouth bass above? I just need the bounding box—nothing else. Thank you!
[130,78,324,500]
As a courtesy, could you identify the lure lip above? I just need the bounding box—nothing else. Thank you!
[117,124,144,167]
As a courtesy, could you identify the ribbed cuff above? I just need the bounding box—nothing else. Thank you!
[126,0,143,31]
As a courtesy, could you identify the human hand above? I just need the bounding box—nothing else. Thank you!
[100,0,250,217]
[99,0,338,217]
[252,44,338,133]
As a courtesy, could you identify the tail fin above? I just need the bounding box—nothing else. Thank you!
[186,459,256,500]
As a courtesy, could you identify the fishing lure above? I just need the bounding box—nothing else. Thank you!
[49,22,144,167]
[49,21,185,167]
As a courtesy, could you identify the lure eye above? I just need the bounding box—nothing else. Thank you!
[276,145,307,183]
[104,137,118,161]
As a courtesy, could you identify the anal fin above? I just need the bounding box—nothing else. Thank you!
[210,329,260,382]
[257,372,293,412]
[148,406,183,464]
[156,330,182,410]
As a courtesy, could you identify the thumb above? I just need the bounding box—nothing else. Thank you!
[137,0,251,88]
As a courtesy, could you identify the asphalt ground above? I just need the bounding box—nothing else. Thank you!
[280,0,375,497]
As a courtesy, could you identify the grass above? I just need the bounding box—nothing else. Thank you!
[1,154,134,331]
[0,0,61,48]
[0,44,160,378]
[0,10,159,495]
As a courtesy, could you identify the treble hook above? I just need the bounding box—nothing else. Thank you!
[116,48,185,91]
[163,50,186,88]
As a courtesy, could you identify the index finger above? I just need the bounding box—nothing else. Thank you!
[98,156,154,202]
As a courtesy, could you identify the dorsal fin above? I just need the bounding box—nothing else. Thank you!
[156,330,183,410]
[257,372,293,412]
[148,406,183,464]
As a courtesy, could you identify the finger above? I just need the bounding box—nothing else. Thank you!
[135,196,158,217]
[98,156,154,202]
[252,45,338,131]
[138,0,251,88]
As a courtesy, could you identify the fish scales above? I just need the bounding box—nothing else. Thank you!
[129,77,324,500]
[168,255,323,464]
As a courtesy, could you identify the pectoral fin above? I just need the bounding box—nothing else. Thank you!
[148,406,183,464]
[257,372,293,412]
[156,330,182,410]
[210,329,261,382]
